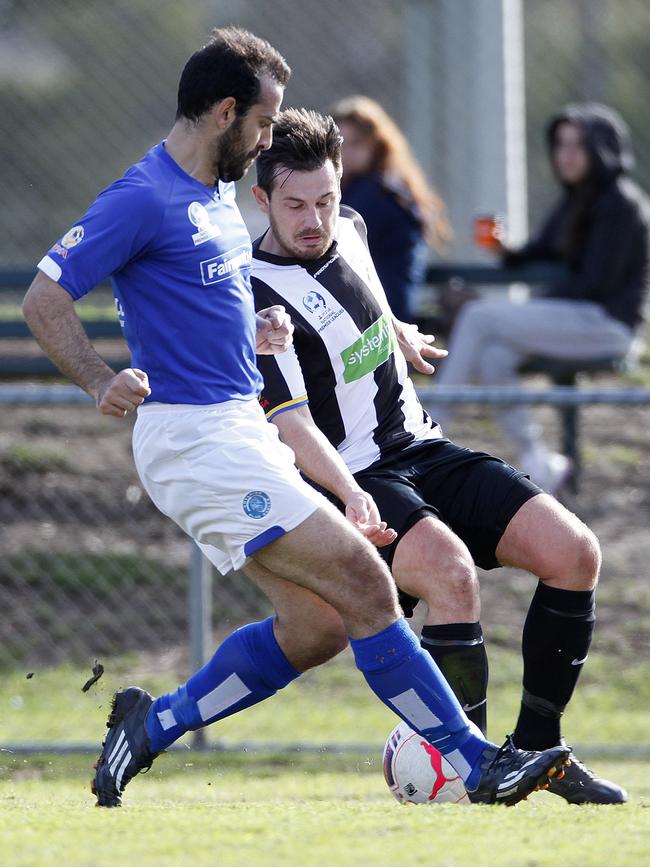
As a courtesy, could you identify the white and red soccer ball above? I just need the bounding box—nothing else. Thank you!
[383,720,469,804]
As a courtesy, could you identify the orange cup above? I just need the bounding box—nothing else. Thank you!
[474,215,504,251]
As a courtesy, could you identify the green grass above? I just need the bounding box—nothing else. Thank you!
[0,301,118,322]
[1,650,649,865]
[0,755,648,867]
[0,443,69,473]
[2,646,649,749]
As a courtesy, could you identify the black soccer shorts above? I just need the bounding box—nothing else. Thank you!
[352,438,542,617]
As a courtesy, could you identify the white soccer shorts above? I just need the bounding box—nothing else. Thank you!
[133,398,324,574]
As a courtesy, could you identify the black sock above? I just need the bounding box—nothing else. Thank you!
[420,622,488,734]
[513,582,595,750]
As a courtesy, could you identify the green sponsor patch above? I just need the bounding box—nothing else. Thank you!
[340,313,397,383]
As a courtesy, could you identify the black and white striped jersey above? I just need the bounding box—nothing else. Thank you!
[251,206,441,474]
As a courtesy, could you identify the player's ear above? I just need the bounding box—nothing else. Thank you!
[252,184,270,213]
[213,97,237,130]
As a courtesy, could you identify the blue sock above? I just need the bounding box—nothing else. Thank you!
[350,618,491,790]
[145,617,299,752]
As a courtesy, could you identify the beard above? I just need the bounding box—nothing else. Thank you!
[213,118,261,183]
[268,213,333,261]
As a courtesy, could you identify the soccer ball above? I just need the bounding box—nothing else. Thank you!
[383,721,469,804]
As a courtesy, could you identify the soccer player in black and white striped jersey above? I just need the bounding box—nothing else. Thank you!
[249,108,626,805]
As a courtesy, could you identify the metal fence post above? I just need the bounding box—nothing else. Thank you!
[188,541,213,748]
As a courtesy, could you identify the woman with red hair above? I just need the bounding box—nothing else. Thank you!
[331,95,451,321]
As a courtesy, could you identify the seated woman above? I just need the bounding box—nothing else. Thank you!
[330,95,451,321]
[435,103,649,492]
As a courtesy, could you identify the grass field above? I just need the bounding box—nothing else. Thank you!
[1,754,649,867]
[2,645,649,748]
[1,647,649,866]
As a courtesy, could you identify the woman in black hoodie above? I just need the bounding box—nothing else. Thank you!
[435,103,649,491]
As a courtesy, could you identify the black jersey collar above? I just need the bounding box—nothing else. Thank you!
[252,231,338,272]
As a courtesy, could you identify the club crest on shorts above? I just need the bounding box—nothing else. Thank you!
[242,490,271,519]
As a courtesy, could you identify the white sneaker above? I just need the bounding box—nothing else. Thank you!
[520,448,572,495]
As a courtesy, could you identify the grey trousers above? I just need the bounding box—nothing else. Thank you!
[434,297,636,455]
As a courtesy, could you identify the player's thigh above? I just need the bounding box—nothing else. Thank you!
[495,493,601,589]
[250,501,399,620]
[418,440,540,570]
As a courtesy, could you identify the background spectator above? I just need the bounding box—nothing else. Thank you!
[331,95,452,320]
[434,103,649,492]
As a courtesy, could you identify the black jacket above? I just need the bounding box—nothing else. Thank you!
[340,173,426,322]
[505,104,649,330]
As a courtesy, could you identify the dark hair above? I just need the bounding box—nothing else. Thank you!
[176,26,290,122]
[256,108,343,194]
[547,105,632,260]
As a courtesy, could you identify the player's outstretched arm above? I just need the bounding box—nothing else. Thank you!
[23,271,151,417]
[272,404,397,548]
[392,317,448,375]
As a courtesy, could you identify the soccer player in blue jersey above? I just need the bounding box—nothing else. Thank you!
[23,27,568,808]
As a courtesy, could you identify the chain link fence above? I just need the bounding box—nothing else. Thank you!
[0,398,271,669]
[524,0,650,223]
[1,0,649,262]
[1,387,649,672]
[1,0,649,672]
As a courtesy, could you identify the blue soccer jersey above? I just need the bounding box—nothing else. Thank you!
[38,142,263,404]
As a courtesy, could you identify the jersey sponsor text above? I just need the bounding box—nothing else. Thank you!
[341,313,397,383]
[201,245,252,285]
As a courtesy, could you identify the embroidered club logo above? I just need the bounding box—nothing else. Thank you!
[188,201,221,246]
[61,225,84,249]
[242,490,271,519]
[303,291,326,315]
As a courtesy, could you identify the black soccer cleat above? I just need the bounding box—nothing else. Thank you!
[546,746,628,804]
[467,735,571,806]
[91,687,160,807]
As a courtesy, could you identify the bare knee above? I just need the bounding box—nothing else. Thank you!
[498,495,600,591]
[537,522,601,590]
[563,525,601,590]
[392,518,480,622]
[335,539,400,622]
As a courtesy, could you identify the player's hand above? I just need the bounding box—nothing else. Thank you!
[256,305,294,355]
[344,489,397,548]
[394,319,447,375]
[96,368,151,417]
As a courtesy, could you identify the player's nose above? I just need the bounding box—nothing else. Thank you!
[306,206,322,226]
[259,127,273,151]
